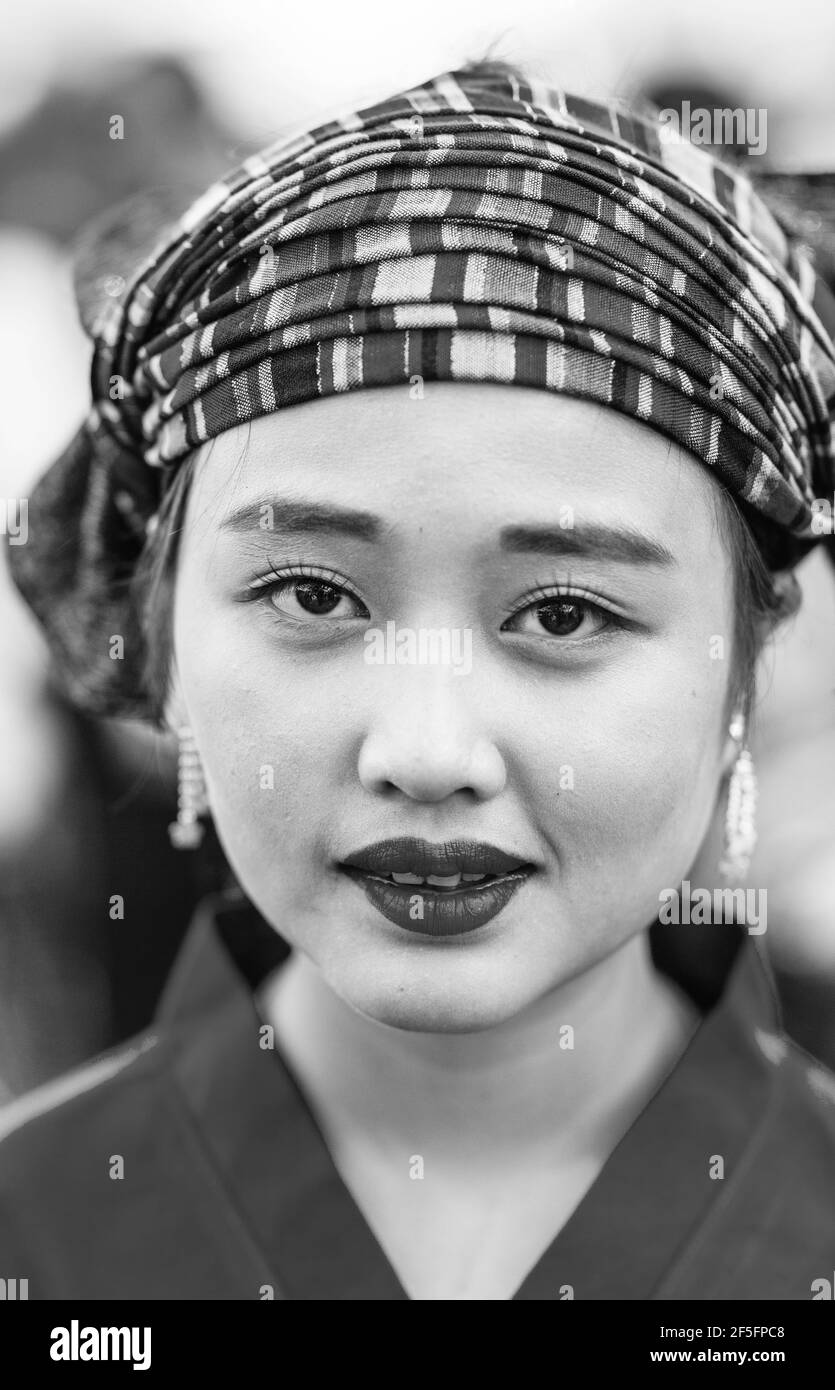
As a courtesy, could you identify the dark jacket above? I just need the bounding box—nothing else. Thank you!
[1,890,834,1300]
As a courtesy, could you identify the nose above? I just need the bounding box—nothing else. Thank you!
[357,665,507,803]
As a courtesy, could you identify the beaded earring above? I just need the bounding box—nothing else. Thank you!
[718,715,757,882]
[167,725,209,850]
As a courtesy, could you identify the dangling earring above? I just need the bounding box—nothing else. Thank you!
[718,714,757,882]
[168,725,209,850]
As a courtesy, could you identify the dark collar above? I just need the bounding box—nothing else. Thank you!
[155,889,785,1300]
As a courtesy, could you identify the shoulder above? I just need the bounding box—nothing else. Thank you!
[0,1028,181,1293]
[756,1021,835,1107]
[698,1029,835,1297]
[765,1029,835,1171]
[0,1028,164,1188]
[0,1021,264,1300]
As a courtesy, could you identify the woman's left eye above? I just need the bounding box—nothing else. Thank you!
[501,593,616,640]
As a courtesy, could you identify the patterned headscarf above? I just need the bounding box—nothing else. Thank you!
[8,62,835,719]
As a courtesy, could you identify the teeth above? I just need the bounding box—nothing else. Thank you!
[388,871,490,888]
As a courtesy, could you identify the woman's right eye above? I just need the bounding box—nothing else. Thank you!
[261,576,369,622]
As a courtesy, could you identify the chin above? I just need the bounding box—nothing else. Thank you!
[327,965,539,1035]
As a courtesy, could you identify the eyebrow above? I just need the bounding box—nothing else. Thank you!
[220,498,382,542]
[498,521,675,566]
[219,496,675,566]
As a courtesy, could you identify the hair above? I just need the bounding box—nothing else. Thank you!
[708,488,800,726]
[132,450,199,731]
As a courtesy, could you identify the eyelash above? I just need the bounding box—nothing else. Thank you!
[244,560,365,608]
[243,561,628,641]
[497,579,621,628]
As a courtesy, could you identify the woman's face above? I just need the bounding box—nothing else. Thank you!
[171,383,739,1031]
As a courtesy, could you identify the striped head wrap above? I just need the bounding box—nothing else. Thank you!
[8,61,835,719]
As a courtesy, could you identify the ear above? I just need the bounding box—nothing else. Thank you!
[770,567,803,624]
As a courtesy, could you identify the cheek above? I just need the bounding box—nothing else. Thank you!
[172,594,340,894]
[504,636,728,894]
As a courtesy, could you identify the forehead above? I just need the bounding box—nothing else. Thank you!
[186,382,724,559]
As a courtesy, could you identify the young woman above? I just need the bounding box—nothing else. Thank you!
[2,59,835,1301]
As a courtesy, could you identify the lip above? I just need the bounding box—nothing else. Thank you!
[340,837,531,878]
[338,838,536,938]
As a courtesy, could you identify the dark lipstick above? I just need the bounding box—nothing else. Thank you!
[339,837,535,937]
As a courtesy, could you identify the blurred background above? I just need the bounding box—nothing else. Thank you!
[1,0,834,1100]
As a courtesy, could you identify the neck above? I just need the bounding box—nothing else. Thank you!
[258,933,701,1174]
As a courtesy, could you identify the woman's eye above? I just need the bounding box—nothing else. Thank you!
[503,595,613,640]
[250,572,617,641]
[264,576,367,621]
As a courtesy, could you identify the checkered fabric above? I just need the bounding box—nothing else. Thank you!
[96,66,835,527]
[8,63,835,718]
